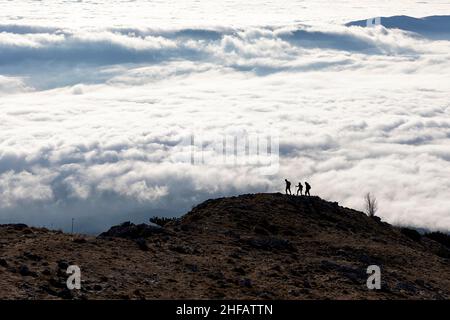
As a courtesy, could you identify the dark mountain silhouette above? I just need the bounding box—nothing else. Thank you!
[346,15,450,40]
[0,193,448,299]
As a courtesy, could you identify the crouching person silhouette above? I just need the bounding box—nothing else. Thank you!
[296,182,303,196]
[305,181,311,196]
[285,179,292,195]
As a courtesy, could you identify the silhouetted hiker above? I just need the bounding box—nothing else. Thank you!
[296,182,303,196]
[285,179,292,195]
[305,181,311,196]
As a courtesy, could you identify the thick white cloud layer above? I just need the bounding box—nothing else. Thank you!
[0,2,450,233]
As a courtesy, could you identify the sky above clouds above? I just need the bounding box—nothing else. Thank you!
[1,1,450,233]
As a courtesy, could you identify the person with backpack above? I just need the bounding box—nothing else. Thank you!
[296,182,303,196]
[305,181,311,196]
[285,179,292,195]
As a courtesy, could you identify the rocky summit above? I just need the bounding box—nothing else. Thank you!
[0,193,449,299]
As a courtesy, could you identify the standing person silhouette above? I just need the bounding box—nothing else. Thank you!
[285,179,292,195]
[296,182,303,196]
[305,181,311,196]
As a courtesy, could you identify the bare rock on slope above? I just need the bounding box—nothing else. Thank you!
[98,221,165,239]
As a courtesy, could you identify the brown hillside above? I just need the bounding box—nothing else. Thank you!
[0,193,449,299]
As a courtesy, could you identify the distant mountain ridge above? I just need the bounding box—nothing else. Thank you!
[346,15,450,39]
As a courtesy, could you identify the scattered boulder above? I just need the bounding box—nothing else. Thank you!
[19,265,37,277]
[135,238,149,251]
[19,265,30,276]
[57,260,69,270]
[98,222,164,240]
[0,258,7,267]
[23,252,42,262]
[41,269,52,276]
[93,284,103,291]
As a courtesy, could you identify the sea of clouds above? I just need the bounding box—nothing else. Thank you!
[1,1,450,233]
